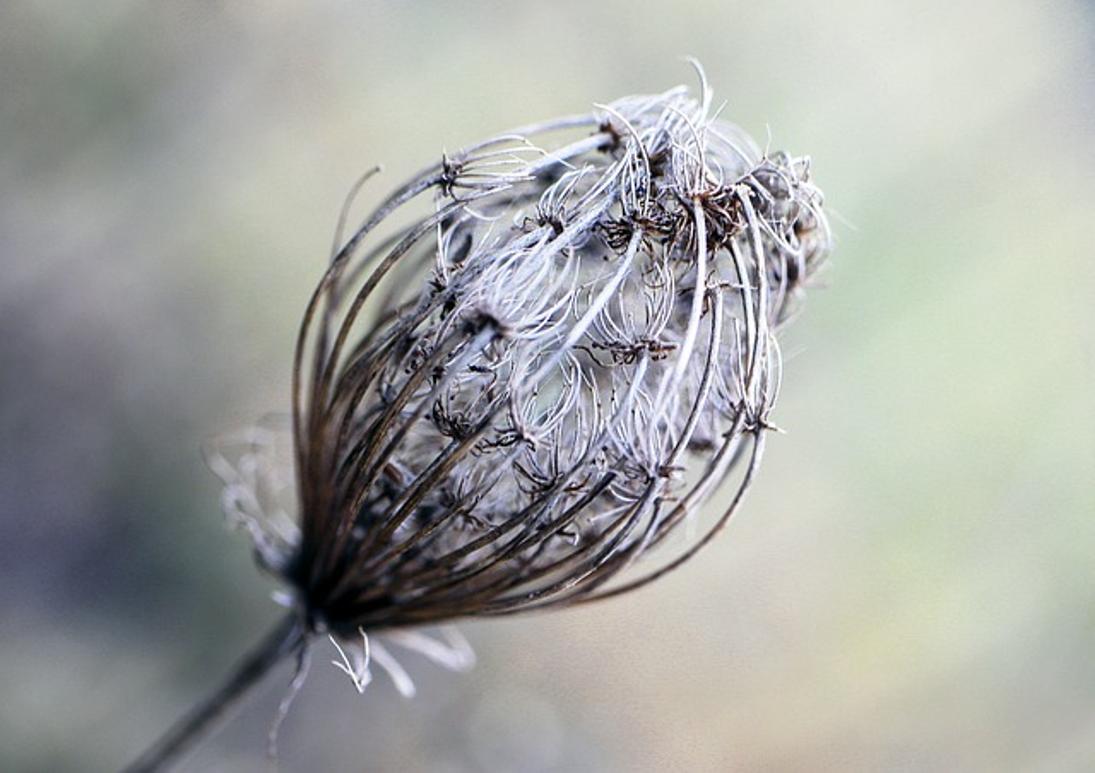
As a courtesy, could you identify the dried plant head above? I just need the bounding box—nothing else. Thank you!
[126,62,830,772]
[266,63,830,639]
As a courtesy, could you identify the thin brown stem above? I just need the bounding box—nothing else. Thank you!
[123,614,306,773]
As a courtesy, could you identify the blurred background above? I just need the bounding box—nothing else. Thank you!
[2,1,1093,771]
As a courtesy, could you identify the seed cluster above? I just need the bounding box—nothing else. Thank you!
[242,73,829,637]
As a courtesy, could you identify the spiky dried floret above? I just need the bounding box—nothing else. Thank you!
[233,69,831,637]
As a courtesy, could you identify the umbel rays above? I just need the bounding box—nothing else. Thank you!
[125,64,830,772]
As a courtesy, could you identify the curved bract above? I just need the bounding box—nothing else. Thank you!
[268,73,829,636]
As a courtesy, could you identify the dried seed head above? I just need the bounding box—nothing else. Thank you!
[227,66,830,639]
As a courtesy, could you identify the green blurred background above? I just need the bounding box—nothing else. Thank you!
[2,2,1093,771]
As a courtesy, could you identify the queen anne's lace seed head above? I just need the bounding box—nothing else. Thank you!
[236,67,830,639]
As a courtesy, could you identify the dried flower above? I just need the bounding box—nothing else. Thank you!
[126,64,830,772]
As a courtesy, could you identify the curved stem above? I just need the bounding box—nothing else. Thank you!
[123,613,306,773]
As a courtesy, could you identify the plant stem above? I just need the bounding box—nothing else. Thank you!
[123,613,306,773]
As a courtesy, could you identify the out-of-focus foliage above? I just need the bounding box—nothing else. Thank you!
[1,2,1092,771]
